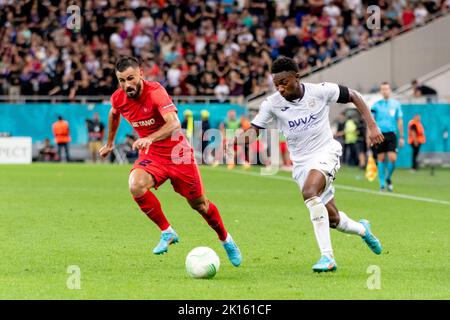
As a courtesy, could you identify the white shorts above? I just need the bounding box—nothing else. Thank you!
[292,142,342,204]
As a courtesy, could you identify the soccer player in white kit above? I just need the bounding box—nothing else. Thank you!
[245,56,384,272]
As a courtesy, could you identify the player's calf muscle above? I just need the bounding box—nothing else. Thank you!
[325,202,340,228]
[188,197,208,215]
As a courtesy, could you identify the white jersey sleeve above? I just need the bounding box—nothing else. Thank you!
[320,82,341,104]
[251,100,273,129]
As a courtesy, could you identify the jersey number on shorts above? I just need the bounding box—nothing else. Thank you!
[138,159,153,167]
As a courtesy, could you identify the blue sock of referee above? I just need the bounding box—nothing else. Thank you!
[386,161,395,182]
[378,161,386,189]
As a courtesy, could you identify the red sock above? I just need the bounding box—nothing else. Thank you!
[201,201,228,241]
[133,190,170,231]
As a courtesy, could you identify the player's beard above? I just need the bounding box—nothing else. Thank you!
[126,82,142,99]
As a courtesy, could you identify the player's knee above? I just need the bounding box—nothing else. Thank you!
[302,187,320,201]
[129,178,149,197]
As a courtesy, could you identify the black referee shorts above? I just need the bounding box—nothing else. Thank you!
[372,131,397,155]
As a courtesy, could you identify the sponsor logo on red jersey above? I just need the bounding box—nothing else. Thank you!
[132,118,156,127]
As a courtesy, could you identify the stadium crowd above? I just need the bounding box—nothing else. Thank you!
[0,0,449,101]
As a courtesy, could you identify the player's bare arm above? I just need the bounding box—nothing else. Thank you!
[398,117,405,147]
[349,89,384,146]
[132,111,181,154]
[99,107,121,158]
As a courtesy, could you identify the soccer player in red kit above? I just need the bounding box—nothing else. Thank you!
[99,56,242,266]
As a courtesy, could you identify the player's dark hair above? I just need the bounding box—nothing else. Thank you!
[381,81,390,86]
[115,56,140,72]
[271,56,300,74]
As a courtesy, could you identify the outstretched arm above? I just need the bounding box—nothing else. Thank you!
[349,89,384,146]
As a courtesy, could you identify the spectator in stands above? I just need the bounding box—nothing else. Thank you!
[86,112,105,163]
[411,79,438,102]
[345,0,363,18]
[38,138,58,162]
[214,78,230,102]
[167,63,182,95]
[414,2,429,25]
[402,3,416,28]
[345,17,364,49]
[335,36,350,58]
[408,114,426,171]
[52,115,71,162]
[48,75,76,99]
[183,64,201,96]
[228,70,245,105]
[317,45,332,67]
[200,72,217,96]
[0,0,442,102]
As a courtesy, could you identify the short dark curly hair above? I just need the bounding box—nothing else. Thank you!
[115,56,140,72]
[271,56,300,74]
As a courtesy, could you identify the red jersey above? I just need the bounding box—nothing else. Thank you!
[111,80,192,163]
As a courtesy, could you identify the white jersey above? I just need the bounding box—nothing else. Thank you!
[251,82,343,163]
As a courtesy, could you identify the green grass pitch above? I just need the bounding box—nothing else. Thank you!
[0,163,449,299]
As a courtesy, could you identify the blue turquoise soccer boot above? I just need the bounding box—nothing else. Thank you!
[222,235,242,267]
[360,219,382,255]
[312,255,337,273]
[153,230,179,255]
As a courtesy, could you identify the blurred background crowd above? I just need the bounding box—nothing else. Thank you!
[1,0,448,102]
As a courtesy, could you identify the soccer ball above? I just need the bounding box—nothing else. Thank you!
[185,247,220,279]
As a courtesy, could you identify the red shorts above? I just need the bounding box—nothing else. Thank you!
[131,156,205,200]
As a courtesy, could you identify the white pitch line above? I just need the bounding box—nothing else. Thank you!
[332,184,450,206]
[201,166,450,206]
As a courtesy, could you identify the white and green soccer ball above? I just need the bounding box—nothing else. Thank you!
[185,247,220,279]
